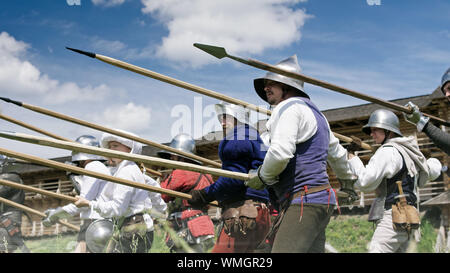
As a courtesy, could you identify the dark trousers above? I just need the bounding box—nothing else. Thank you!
[117,231,154,253]
[271,203,334,253]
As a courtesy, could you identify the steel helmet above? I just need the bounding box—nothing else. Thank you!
[254,54,309,102]
[214,101,250,125]
[157,133,201,165]
[85,219,114,253]
[362,109,403,137]
[71,135,106,162]
[0,172,23,184]
[441,67,450,94]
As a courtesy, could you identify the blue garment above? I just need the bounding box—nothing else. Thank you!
[203,124,269,204]
[272,97,336,206]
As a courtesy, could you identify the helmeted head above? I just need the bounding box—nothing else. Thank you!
[253,54,309,103]
[362,109,402,144]
[71,135,106,163]
[441,67,450,101]
[0,172,23,184]
[215,101,250,125]
[157,133,201,165]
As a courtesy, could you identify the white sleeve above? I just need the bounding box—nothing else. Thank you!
[349,147,403,192]
[62,203,82,216]
[144,175,167,215]
[91,184,134,218]
[326,124,355,179]
[90,169,135,218]
[63,162,110,216]
[425,158,442,184]
[259,101,317,183]
[80,162,110,200]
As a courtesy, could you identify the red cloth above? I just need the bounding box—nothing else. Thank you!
[212,204,271,253]
[187,215,215,237]
[181,209,203,220]
[160,169,213,208]
[161,169,215,239]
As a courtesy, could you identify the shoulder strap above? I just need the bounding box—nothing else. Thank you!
[186,173,204,193]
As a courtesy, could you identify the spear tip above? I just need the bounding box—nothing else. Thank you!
[0,97,23,107]
[193,43,227,59]
[66,47,96,58]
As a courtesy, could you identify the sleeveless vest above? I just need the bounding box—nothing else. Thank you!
[383,147,417,209]
[272,98,335,205]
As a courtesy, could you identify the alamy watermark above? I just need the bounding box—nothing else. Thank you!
[366,0,381,6]
[67,0,81,6]
[170,97,270,142]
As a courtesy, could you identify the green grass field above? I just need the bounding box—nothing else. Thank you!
[20,211,440,253]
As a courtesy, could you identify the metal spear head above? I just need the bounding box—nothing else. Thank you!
[66,47,96,58]
[193,43,228,59]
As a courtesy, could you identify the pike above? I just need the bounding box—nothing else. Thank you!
[0,145,223,206]
[0,111,163,177]
[65,47,371,151]
[0,113,71,141]
[0,97,221,168]
[193,43,450,127]
[0,178,77,203]
[0,196,80,231]
[0,131,246,181]
[0,134,354,202]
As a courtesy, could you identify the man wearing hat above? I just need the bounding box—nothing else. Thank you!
[348,109,441,252]
[404,67,450,155]
[43,135,110,253]
[188,102,271,253]
[75,130,155,253]
[158,133,215,253]
[246,55,356,253]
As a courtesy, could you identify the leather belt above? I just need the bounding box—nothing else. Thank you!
[291,184,332,199]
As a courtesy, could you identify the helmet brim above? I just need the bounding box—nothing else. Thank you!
[254,78,310,103]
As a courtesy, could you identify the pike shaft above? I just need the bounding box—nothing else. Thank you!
[19,102,221,168]
[0,146,219,206]
[0,196,80,231]
[0,178,76,203]
[0,113,70,141]
[93,54,371,150]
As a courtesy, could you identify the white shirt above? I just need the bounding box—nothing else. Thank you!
[349,145,442,193]
[90,160,154,231]
[349,146,403,193]
[62,161,110,219]
[259,97,354,183]
[144,174,168,218]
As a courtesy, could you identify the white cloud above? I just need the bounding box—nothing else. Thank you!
[0,31,110,104]
[93,102,152,133]
[140,0,311,67]
[90,36,126,53]
[91,0,126,7]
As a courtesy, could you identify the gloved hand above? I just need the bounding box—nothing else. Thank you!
[188,189,210,209]
[245,166,278,190]
[42,207,71,227]
[404,101,430,132]
[245,168,266,190]
[337,175,359,205]
[42,208,58,227]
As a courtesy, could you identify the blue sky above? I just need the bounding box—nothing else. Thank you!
[0,0,449,159]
